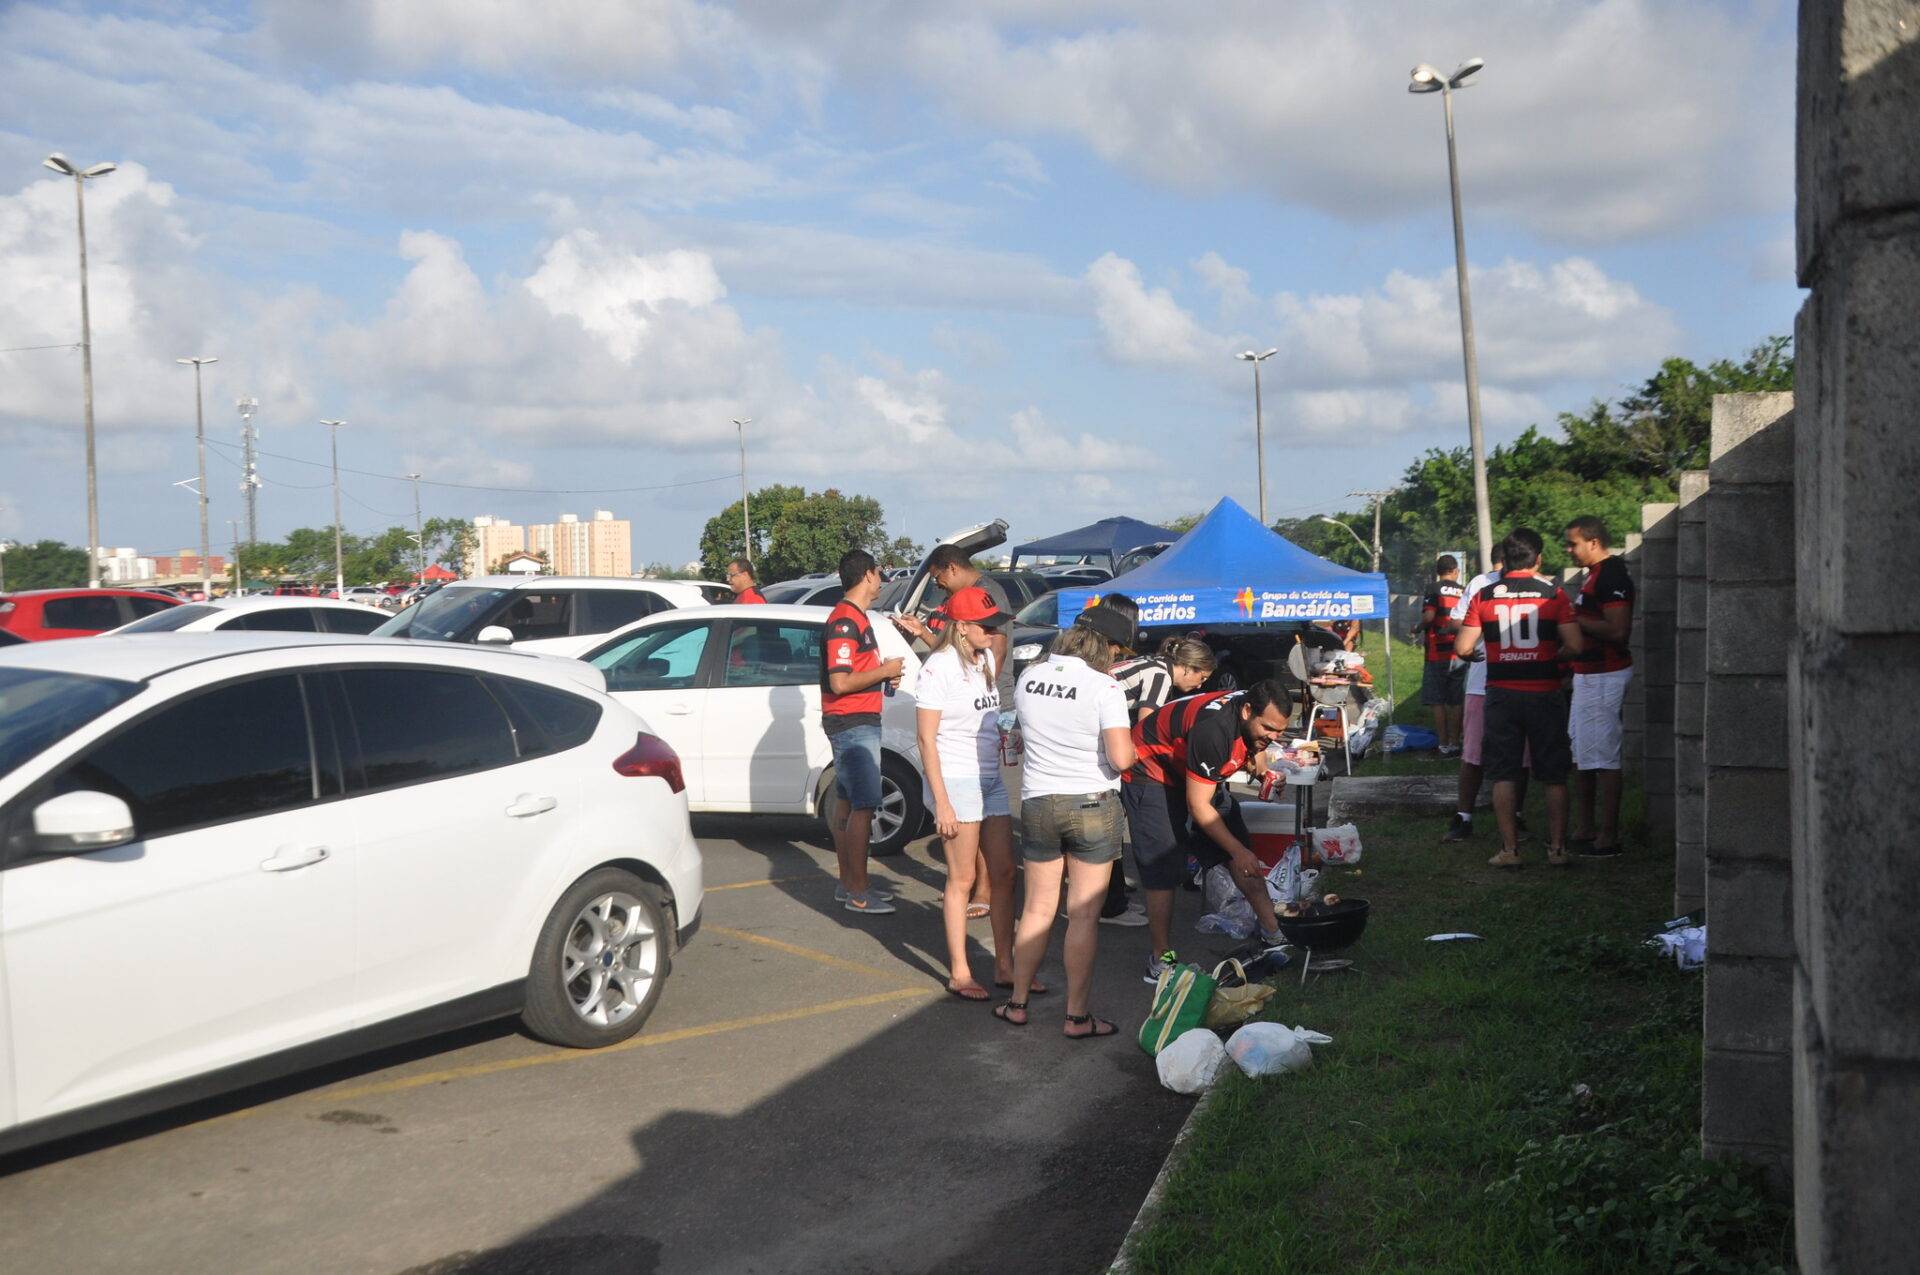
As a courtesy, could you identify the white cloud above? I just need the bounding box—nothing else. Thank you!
[526,231,727,363]
[982,139,1049,187]
[1193,251,1255,317]
[1085,252,1209,366]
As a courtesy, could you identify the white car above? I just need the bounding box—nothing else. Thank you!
[374,576,710,655]
[0,634,702,1153]
[107,595,391,636]
[570,604,939,855]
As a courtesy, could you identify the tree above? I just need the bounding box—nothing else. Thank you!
[421,517,475,574]
[1,540,88,591]
[639,561,700,580]
[877,536,924,569]
[345,527,417,584]
[698,485,891,581]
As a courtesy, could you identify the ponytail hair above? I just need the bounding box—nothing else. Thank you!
[1156,635,1217,675]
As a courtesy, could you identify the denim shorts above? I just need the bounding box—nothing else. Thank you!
[828,723,884,811]
[930,768,1012,824]
[1020,791,1124,865]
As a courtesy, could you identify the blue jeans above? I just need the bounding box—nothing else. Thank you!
[828,723,884,811]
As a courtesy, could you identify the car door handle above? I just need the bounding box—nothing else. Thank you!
[663,704,693,715]
[260,845,330,873]
[505,794,558,818]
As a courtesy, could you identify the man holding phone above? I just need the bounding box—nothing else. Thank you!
[822,549,905,915]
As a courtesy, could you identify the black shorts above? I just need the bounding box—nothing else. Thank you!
[1120,779,1249,890]
[1419,659,1466,706]
[1483,688,1572,784]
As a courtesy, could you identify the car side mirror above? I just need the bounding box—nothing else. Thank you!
[476,625,515,645]
[33,791,136,853]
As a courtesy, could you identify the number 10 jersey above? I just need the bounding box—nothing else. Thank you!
[1462,570,1575,693]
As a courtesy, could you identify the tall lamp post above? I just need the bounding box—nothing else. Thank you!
[43,154,116,588]
[176,357,218,597]
[1409,58,1494,575]
[236,396,261,543]
[320,419,346,597]
[732,417,753,566]
[1235,349,1278,526]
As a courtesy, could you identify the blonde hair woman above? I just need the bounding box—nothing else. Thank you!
[916,587,1026,1000]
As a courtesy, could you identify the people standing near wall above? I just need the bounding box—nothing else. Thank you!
[996,618,1136,1037]
[916,587,1019,1000]
[725,558,766,604]
[1563,517,1635,857]
[1455,529,1586,868]
[1414,556,1467,754]
[821,549,905,915]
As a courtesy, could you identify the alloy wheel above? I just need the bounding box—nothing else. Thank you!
[561,891,659,1028]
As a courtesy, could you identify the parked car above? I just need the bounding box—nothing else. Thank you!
[0,633,702,1153]
[0,629,24,647]
[0,589,180,641]
[107,595,391,636]
[562,603,949,855]
[761,574,844,607]
[373,576,708,655]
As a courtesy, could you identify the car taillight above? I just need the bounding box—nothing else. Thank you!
[612,733,684,793]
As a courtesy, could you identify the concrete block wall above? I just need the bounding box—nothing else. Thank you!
[1621,531,1645,775]
[1790,2,1920,1268]
[1637,502,1679,852]
[1673,472,1710,915]
[1701,394,1795,1178]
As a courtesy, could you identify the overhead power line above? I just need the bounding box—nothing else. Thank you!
[205,437,741,496]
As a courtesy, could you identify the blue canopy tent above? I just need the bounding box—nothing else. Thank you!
[1008,516,1179,573]
[1056,497,1397,704]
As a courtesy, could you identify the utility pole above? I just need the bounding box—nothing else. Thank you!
[732,417,753,566]
[408,472,424,584]
[237,396,260,542]
[1348,488,1396,713]
[1348,489,1392,574]
[44,154,117,587]
[228,518,244,594]
[320,419,346,597]
[177,357,219,597]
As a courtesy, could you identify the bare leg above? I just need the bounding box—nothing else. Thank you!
[1457,761,1484,814]
[1061,857,1114,1027]
[1572,770,1597,842]
[980,815,1018,982]
[969,848,991,909]
[940,822,984,987]
[1493,780,1520,853]
[1597,769,1622,846]
[1145,888,1175,956]
[835,807,873,895]
[1234,868,1280,936]
[1546,782,1569,850]
[1010,856,1064,1015]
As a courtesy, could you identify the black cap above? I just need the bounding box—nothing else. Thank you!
[1073,604,1137,649]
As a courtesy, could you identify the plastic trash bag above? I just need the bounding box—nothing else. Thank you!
[1310,823,1363,865]
[1264,848,1319,905]
[1224,1022,1334,1077]
[1382,724,1437,753]
[1648,925,1707,971]
[1156,1028,1232,1094]
[1196,865,1258,938]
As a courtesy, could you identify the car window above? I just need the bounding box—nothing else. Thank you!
[227,608,319,632]
[1016,593,1059,626]
[0,668,143,784]
[487,677,602,757]
[802,585,844,607]
[579,589,660,633]
[43,595,127,632]
[374,586,510,641]
[760,583,812,605]
[118,603,217,633]
[723,621,823,688]
[336,669,518,790]
[123,596,177,620]
[54,676,314,839]
[591,622,713,693]
[318,608,388,635]
[496,591,574,641]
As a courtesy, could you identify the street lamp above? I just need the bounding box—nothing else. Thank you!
[1317,515,1372,565]
[320,419,346,596]
[43,153,117,588]
[176,357,218,597]
[1236,349,1279,526]
[732,417,753,566]
[1408,57,1495,575]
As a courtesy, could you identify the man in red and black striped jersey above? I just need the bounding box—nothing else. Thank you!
[1413,555,1467,754]
[821,549,906,915]
[1122,681,1293,983]
[1564,516,1635,858]
[1455,528,1587,868]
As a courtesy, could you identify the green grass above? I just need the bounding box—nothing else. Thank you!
[1126,782,1794,1274]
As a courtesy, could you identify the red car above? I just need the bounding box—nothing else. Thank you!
[0,588,181,641]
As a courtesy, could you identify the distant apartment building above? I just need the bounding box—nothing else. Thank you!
[96,547,226,583]
[467,511,631,577]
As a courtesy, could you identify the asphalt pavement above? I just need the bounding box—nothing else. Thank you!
[0,815,1196,1274]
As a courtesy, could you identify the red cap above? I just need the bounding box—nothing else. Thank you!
[944,586,1009,628]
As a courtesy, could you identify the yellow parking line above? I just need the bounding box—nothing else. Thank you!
[704,876,807,893]
[705,924,909,981]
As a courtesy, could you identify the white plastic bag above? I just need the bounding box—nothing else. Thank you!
[1264,848,1319,905]
[1311,823,1363,866]
[1196,865,1258,938]
[1156,1028,1231,1094]
[1224,1022,1335,1077]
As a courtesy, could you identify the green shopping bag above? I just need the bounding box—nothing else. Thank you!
[1138,963,1219,1056]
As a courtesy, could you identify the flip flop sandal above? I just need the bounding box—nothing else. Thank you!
[993,1000,1028,1027]
[1063,1013,1118,1040]
[945,983,991,1002]
[966,903,991,920]
[996,979,1048,996]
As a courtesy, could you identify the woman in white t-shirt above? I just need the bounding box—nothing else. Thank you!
[995,608,1137,1038]
[916,586,1019,1001]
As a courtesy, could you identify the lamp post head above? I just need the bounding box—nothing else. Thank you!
[1449,58,1484,87]
[1409,64,1444,93]
[83,162,117,178]
[43,153,76,176]
[733,417,752,427]
[319,419,346,428]
[1237,349,1279,363]
[176,357,218,367]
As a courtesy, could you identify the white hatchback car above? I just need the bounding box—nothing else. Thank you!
[107,595,391,636]
[566,604,947,855]
[0,634,702,1153]
[374,576,717,655]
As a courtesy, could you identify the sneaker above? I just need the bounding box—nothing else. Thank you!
[1143,950,1179,985]
[1487,849,1523,869]
[834,884,895,903]
[1546,847,1572,867]
[1100,904,1149,927]
[843,892,896,915]
[1441,814,1473,843]
[1576,843,1624,859]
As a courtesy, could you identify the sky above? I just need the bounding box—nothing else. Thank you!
[0,0,1803,571]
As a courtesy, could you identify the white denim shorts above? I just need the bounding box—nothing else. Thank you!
[929,768,1011,823]
[1571,668,1633,771]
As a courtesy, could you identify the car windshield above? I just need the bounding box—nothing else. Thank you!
[0,668,142,782]
[116,603,218,633]
[374,586,511,642]
[760,583,814,604]
[1016,593,1059,626]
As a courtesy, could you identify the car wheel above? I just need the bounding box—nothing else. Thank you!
[522,867,671,1049]
[819,754,926,858]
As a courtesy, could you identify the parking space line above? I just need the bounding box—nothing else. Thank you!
[705,925,911,981]
[704,876,807,893]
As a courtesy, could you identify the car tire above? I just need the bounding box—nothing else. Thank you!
[819,754,926,858]
[522,867,672,1049]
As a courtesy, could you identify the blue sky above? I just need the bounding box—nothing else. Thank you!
[0,1,1802,569]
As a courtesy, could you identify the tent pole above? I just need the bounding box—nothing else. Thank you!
[1382,613,1395,722]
